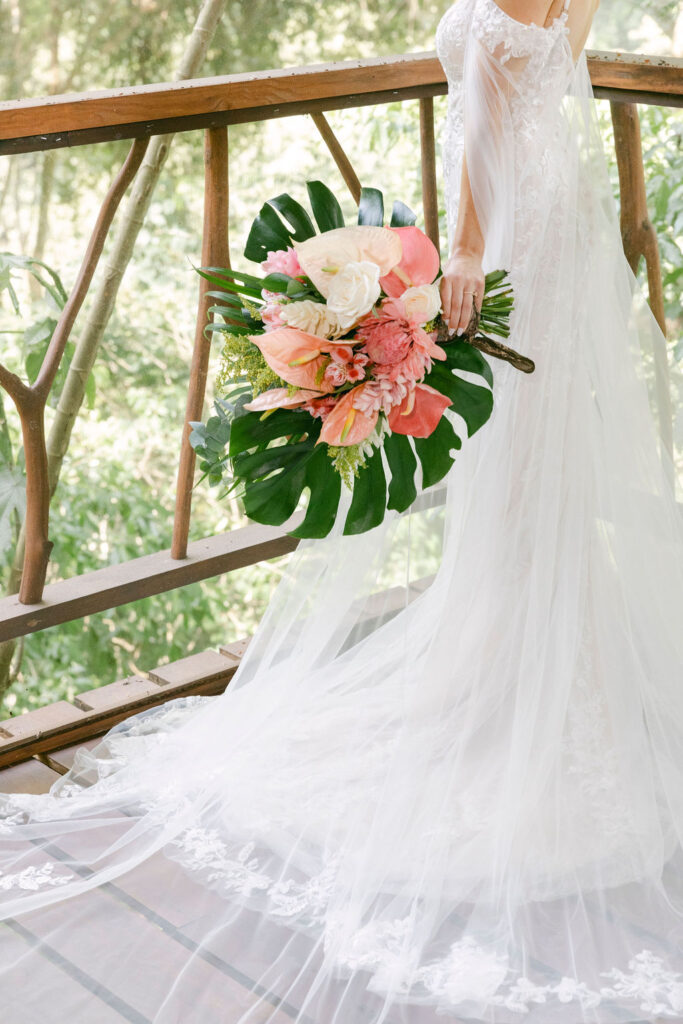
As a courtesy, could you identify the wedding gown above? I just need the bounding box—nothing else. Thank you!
[1,0,682,1021]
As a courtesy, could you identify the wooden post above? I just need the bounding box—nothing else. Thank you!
[172,126,230,560]
[419,97,440,252]
[311,112,362,204]
[0,138,149,605]
[610,100,673,469]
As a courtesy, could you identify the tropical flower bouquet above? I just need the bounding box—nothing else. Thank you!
[190,181,530,538]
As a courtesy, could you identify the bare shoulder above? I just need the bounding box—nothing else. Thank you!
[491,0,561,27]
[492,0,599,30]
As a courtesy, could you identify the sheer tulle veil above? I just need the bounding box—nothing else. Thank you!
[1,1,682,1021]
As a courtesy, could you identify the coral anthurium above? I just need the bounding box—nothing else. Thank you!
[243,387,325,412]
[250,328,336,392]
[387,383,453,438]
[318,384,378,447]
[379,226,441,297]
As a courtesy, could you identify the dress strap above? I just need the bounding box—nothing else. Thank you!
[562,0,571,11]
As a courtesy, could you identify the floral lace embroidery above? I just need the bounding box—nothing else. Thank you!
[167,827,683,1017]
[601,951,683,1016]
[169,829,272,897]
[0,863,70,892]
[168,825,341,927]
[436,0,578,273]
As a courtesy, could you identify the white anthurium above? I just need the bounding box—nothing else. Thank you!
[293,225,403,298]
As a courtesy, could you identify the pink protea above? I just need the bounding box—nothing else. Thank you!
[356,296,447,386]
[356,297,413,366]
[261,246,304,278]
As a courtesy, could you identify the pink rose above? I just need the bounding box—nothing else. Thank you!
[261,302,285,329]
[262,246,304,278]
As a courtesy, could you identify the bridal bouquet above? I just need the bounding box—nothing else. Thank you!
[190,181,526,538]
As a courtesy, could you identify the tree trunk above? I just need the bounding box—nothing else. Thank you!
[0,0,229,706]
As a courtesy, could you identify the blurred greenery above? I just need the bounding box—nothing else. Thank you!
[0,0,680,716]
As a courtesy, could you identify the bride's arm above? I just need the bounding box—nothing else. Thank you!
[439,0,597,334]
[440,153,486,337]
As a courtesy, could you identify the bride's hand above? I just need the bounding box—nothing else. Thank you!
[439,252,485,336]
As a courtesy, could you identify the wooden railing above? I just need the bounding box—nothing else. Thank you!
[0,51,681,642]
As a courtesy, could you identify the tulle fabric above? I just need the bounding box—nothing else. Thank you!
[2,1,683,1021]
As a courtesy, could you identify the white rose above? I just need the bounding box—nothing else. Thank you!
[325,260,381,330]
[280,299,346,339]
[400,283,442,324]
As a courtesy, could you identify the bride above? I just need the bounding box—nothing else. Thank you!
[2,1,682,1021]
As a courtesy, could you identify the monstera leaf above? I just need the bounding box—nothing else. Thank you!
[192,334,494,538]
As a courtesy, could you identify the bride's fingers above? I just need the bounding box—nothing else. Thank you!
[439,276,452,324]
[449,284,464,332]
[458,291,474,334]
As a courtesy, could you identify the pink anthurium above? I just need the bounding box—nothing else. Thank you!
[387,383,452,438]
[250,328,336,392]
[318,384,378,447]
[379,226,441,297]
[243,387,325,412]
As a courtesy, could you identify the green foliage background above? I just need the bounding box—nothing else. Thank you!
[0,0,681,716]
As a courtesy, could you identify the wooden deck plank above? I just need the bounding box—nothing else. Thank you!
[38,737,101,775]
[2,921,133,1024]
[148,650,237,688]
[0,646,242,770]
[0,757,61,794]
[0,701,86,743]
[73,675,163,713]
[219,638,251,660]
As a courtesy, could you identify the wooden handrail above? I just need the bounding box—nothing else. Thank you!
[0,523,300,644]
[0,51,681,154]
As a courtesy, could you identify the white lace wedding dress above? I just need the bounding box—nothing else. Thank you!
[1,1,682,1021]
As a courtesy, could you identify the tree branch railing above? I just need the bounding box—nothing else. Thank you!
[0,50,679,633]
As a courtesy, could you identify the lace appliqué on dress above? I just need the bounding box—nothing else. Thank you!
[167,825,683,1017]
[0,863,71,892]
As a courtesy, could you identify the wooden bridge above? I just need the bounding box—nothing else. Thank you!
[0,48,681,798]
